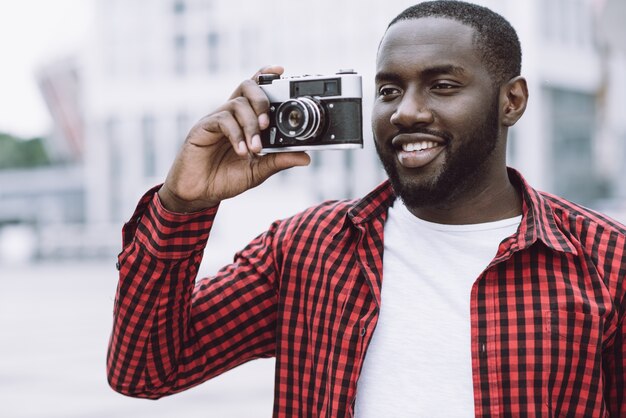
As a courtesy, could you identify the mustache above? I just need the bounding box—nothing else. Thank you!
[394,127,453,143]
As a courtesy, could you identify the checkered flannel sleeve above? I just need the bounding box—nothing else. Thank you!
[606,252,626,416]
[107,186,279,398]
[607,309,626,416]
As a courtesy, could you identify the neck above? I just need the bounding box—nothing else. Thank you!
[406,167,523,225]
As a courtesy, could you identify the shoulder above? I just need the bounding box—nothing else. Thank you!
[538,192,626,309]
[539,191,626,280]
[541,191,626,237]
[274,180,395,238]
[276,198,356,238]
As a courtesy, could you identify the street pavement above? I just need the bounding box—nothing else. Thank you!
[0,260,275,418]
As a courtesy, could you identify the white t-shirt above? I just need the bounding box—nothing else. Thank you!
[354,199,521,417]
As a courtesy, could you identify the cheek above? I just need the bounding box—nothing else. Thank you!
[371,103,392,134]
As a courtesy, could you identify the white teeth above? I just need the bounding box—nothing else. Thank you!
[402,141,438,152]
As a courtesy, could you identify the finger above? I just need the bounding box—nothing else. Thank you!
[198,111,249,156]
[229,96,264,153]
[250,65,283,130]
[271,152,311,170]
[237,79,272,131]
[251,152,311,185]
[229,65,284,100]
[251,64,284,82]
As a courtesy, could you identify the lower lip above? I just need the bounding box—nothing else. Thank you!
[397,146,445,168]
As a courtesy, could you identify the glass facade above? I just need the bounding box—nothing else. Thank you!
[548,88,607,205]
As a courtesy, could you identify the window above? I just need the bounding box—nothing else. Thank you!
[208,32,220,73]
[173,0,185,14]
[240,28,258,71]
[541,0,593,47]
[174,34,186,75]
[344,150,355,198]
[548,88,603,204]
[105,117,122,221]
[176,112,189,147]
[142,115,157,178]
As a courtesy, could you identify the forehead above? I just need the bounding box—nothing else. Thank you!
[377,17,481,72]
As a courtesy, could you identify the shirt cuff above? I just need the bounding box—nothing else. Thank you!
[122,185,219,260]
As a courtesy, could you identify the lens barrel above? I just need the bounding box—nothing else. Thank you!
[276,96,325,140]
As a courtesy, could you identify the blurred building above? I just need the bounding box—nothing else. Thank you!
[36,56,85,163]
[81,0,394,230]
[0,55,85,227]
[0,56,89,262]
[504,0,626,215]
[9,0,621,262]
[81,0,626,229]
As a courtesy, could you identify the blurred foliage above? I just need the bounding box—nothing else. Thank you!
[0,132,50,169]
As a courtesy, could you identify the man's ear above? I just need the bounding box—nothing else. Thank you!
[500,76,528,127]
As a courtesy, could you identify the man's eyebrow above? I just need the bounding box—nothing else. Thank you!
[375,65,467,83]
[375,72,402,84]
[421,65,467,78]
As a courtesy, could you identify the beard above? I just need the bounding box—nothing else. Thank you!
[374,93,501,210]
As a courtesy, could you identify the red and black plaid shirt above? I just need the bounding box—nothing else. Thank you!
[108,169,626,417]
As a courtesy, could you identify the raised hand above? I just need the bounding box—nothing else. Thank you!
[158,65,311,213]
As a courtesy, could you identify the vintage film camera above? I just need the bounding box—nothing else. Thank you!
[258,70,363,152]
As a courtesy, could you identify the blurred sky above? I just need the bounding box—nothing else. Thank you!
[0,0,93,138]
[0,0,621,140]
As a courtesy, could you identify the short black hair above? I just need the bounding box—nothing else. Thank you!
[388,1,522,85]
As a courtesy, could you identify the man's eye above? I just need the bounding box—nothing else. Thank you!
[379,87,400,97]
[432,82,458,90]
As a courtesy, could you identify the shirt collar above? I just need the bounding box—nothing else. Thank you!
[510,168,578,255]
[347,168,577,255]
[347,180,395,225]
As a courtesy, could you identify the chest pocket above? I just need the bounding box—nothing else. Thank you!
[542,310,608,417]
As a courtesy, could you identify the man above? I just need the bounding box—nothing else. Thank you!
[107,1,626,416]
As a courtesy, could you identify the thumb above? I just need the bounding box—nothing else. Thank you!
[253,152,311,183]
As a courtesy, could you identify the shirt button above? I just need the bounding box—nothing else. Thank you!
[115,261,121,271]
[360,327,367,337]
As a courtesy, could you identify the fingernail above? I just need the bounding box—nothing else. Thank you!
[258,113,269,128]
[252,134,262,150]
[238,141,247,154]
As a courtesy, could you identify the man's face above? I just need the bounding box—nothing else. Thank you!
[372,17,504,211]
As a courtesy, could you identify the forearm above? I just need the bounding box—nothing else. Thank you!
[605,308,625,416]
[107,246,203,397]
[107,187,280,398]
[107,187,216,397]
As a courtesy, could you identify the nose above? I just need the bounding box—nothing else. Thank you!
[389,90,434,129]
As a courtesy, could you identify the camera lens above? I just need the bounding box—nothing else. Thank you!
[276,97,325,140]
[287,109,303,129]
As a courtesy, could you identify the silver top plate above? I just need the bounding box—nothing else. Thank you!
[260,143,363,154]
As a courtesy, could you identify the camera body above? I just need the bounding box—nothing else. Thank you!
[258,70,363,153]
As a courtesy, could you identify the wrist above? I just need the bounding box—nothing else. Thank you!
[157,185,219,213]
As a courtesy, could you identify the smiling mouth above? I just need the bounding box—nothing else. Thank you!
[395,138,446,169]
[401,141,441,152]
